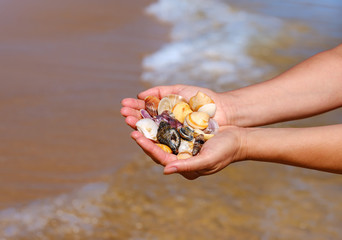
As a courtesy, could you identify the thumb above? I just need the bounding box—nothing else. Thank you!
[163,154,209,175]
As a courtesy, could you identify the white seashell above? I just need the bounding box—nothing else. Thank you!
[158,97,172,115]
[184,112,210,130]
[198,103,216,117]
[178,139,194,154]
[136,118,158,141]
[158,94,186,115]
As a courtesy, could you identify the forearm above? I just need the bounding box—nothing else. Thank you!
[222,44,342,127]
[243,124,342,174]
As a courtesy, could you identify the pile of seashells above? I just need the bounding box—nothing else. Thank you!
[136,92,219,159]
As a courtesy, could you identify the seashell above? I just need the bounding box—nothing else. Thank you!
[177,152,192,160]
[136,118,158,141]
[166,94,186,107]
[192,134,205,156]
[179,126,194,141]
[198,103,216,117]
[194,129,214,141]
[178,139,194,154]
[172,102,193,123]
[204,118,219,134]
[157,121,181,154]
[145,96,160,117]
[189,91,214,112]
[154,110,183,130]
[157,97,172,115]
[158,94,186,115]
[140,109,153,119]
[184,112,210,130]
[156,143,172,153]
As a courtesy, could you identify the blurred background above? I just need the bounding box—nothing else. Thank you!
[0,0,341,239]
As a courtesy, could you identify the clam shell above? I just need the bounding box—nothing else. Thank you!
[185,112,210,130]
[136,118,158,141]
[177,152,192,160]
[189,91,214,111]
[166,94,186,106]
[204,118,219,134]
[172,102,193,123]
[156,143,172,153]
[178,139,194,154]
[158,94,186,115]
[140,109,153,119]
[145,96,160,117]
[198,103,216,117]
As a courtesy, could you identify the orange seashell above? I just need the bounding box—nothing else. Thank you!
[189,91,214,111]
[177,152,192,160]
[172,102,193,124]
[185,112,210,130]
[144,96,160,117]
[156,143,172,153]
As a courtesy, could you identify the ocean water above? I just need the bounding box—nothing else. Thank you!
[142,0,341,91]
[1,0,342,239]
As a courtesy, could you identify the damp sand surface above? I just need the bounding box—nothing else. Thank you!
[1,0,342,239]
[0,0,167,208]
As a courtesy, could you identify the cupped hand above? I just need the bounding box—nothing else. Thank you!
[120,84,231,129]
[131,126,246,180]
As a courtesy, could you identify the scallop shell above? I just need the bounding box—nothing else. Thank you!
[189,91,214,111]
[144,96,160,117]
[158,94,186,115]
[156,143,172,153]
[136,118,158,141]
[198,103,216,117]
[184,112,210,130]
[172,102,193,123]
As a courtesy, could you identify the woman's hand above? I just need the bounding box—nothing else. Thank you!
[131,126,246,180]
[120,84,232,129]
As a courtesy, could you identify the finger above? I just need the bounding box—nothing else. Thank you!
[138,85,186,100]
[120,106,142,119]
[124,116,140,129]
[121,98,145,110]
[163,154,210,175]
[131,131,177,165]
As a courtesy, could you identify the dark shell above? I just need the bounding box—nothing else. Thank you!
[179,126,194,141]
[154,110,182,130]
[157,121,181,154]
[192,134,205,156]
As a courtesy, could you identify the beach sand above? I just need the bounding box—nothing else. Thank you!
[0,0,167,208]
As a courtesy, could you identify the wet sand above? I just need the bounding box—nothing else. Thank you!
[0,0,167,208]
[1,0,342,239]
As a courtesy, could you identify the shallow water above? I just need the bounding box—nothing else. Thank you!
[1,0,342,239]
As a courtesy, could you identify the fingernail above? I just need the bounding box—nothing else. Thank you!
[164,166,178,175]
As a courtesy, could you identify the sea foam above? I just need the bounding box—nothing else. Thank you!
[142,0,289,91]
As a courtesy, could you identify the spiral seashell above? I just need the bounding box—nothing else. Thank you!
[192,134,205,156]
[179,126,194,141]
[136,118,158,141]
[144,96,160,117]
[184,112,210,130]
[189,91,214,112]
[172,102,193,124]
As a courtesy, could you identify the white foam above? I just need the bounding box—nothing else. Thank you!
[0,182,108,238]
[143,0,287,91]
